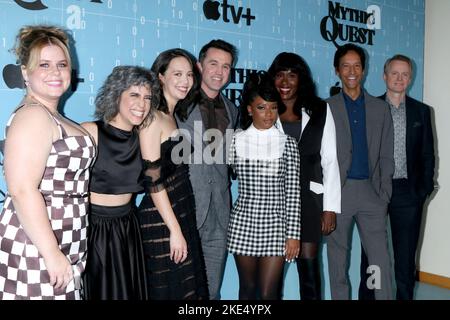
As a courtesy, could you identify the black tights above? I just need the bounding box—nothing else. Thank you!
[299,242,318,259]
[234,255,284,300]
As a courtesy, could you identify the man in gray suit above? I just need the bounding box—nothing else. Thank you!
[326,43,394,299]
[176,39,239,300]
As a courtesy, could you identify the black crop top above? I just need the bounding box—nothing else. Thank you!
[89,120,143,194]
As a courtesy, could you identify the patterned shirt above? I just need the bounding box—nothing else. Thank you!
[386,97,408,179]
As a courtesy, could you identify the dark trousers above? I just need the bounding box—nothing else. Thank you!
[359,179,424,300]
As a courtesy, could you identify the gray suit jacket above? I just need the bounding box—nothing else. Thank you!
[326,91,394,202]
[176,94,239,230]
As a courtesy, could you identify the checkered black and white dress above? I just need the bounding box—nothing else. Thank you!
[227,125,301,256]
[0,101,96,299]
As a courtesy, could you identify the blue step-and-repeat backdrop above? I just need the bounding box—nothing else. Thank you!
[0,0,425,299]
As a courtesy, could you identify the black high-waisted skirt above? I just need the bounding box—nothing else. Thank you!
[83,202,147,300]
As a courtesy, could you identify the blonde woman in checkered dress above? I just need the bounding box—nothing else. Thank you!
[227,71,301,300]
[0,25,96,299]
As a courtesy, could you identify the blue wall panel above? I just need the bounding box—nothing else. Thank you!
[0,0,424,300]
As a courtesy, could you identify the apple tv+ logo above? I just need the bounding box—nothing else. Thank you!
[203,0,255,26]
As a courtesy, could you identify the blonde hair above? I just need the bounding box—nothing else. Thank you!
[13,25,72,72]
[383,54,413,75]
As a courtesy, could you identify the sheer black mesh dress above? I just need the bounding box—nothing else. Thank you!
[137,137,209,300]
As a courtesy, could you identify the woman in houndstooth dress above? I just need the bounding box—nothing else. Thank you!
[0,25,96,299]
[227,71,301,300]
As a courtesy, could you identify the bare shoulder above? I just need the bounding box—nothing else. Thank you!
[8,105,56,140]
[140,111,163,135]
[80,121,98,143]
[80,121,97,133]
[5,105,55,149]
[12,104,53,126]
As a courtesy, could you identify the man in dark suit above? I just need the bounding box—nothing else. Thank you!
[176,39,239,300]
[326,43,394,299]
[359,54,435,300]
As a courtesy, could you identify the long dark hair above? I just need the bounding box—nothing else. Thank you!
[151,48,201,121]
[239,71,281,129]
[267,52,325,117]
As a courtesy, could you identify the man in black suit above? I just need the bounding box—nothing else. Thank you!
[359,54,435,300]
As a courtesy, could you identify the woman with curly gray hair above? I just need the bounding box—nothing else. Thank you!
[81,65,160,300]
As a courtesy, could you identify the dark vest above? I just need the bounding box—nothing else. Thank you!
[299,102,327,215]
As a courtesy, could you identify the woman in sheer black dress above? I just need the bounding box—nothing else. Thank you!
[137,48,208,300]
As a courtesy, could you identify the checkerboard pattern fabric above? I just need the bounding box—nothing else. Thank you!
[227,133,301,256]
[0,103,96,300]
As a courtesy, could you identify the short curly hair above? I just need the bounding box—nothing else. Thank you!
[94,66,160,127]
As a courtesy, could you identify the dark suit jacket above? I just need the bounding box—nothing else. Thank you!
[327,91,394,203]
[176,94,239,230]
[379,94,435,199]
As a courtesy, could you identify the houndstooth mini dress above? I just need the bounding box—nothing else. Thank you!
[0,99,96,300]
[227,125,301,257]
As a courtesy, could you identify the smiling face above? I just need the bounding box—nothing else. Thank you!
[159,56,194,110]
[274,70,299,104]
[247,95,278,130]
[198,47,232,98]
[21,44,71,108]
[335,50,364,97]
[110,85,152,131]
[384,60,412,95]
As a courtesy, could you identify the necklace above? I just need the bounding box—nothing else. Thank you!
[27,95,60,117]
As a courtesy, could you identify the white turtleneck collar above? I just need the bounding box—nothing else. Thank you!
[234,123,287,160]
